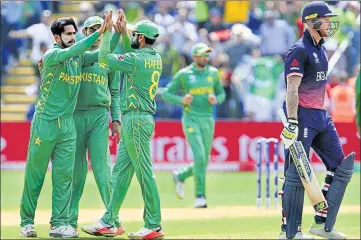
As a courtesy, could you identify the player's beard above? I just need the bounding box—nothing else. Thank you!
[61,37,75,48]
[131,35,140,49]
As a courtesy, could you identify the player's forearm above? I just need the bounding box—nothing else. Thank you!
[122,34,135,53]
[99,31,112,64]
[58,32,100,62]
[161,89,183,105]
[286,75,302,119]
[110,89,121,121]
[215,88,226,104]
[110,32,121,52]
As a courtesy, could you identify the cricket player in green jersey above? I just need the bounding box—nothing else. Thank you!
[68,16,123,235]
[161,43,226,208]
[82,11,164,239]
[19,13,119,238]
[356,71,360,138]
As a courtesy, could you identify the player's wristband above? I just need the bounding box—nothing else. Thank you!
[288,118,298,125]
[112,120,121,124]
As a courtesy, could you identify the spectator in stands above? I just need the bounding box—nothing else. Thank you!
[216,54,243,119]
[224,23,260,69]
[246,2,263,35]
[329,71,356,122]
[1,1,25,68]
[204,8,228,33]
[259,10,296,58]
[154,4,175,28]
[9,10,54,96]
[168,8,198,58]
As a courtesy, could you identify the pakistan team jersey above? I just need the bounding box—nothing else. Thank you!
[99,31,162,115]
[161,63,226,117]
[75,61,121,121]
[36,32,120,120]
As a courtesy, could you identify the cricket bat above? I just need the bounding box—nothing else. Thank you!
[278,109,328,212]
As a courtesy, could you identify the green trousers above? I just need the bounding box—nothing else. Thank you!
[177,115,215,198]
[20,115,76,227]
[102,111,161,229]
[69,108,118,228]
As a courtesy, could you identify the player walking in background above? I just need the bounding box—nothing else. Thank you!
[161,43,226,208]
[82,11,165,239]
[19,16,107,238]
[279,2,355,239]
[68,15,123,235]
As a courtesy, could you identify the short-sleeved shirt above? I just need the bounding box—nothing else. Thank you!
[284,29,329,109]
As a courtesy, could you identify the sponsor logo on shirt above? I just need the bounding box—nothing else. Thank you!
[316,71,327,81]
[118,55,125,61]
[313,52,320,63]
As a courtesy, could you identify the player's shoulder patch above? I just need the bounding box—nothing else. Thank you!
[118,55,125,61]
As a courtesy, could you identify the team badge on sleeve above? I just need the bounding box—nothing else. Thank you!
[290,59,300,70]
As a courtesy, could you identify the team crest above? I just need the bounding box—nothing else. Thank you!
[313,52,319,63]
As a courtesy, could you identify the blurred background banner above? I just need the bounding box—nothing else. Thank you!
[1,121,359,171]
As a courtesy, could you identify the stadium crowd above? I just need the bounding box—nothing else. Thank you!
[1,0,360,121]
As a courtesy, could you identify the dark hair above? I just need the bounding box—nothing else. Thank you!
[144,37,156,45]
[50,17,78,35]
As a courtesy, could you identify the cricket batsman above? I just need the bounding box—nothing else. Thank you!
[68,15,123,235]
[19,16,107,238]
[82,11,165,239]
[279,2,355,239]
[161,43,226,208]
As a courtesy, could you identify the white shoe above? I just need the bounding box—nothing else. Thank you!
[128,226,164,239]
[278,231,314,239]
[308,221,347,239]
[81,220,116,237]
[193,197,207,208]
[20,224,37,237]
[173,172,184,199]
[49,225,78,238]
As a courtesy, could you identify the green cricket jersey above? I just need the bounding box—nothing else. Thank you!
[36,32,120,120]
[99,31,162,115]
[356,72,360,128]
[75,61,121,121]
[161,63,226,117]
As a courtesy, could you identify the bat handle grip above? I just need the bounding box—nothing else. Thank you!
[278,109,287,126]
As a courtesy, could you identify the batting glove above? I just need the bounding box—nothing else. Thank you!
[280,118,298,149]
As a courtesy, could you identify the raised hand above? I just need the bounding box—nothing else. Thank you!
[114,9,127,35]
[105,10,113,32]
[97,12,108,35]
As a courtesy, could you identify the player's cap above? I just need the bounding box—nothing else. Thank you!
[191,43,212,57]
[302,1,338,23]
[83,16,104,29]
[127,20,159,40]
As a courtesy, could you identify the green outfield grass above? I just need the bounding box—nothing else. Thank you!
[1,171,360,239]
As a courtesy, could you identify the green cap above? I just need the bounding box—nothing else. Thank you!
[127,20,159,40]
[83,16,104,28]
[191,43,212,56]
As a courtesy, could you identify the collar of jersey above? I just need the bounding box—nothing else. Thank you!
[137,47,157,54]
[304,29,325,49]
[191,63,209,73]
